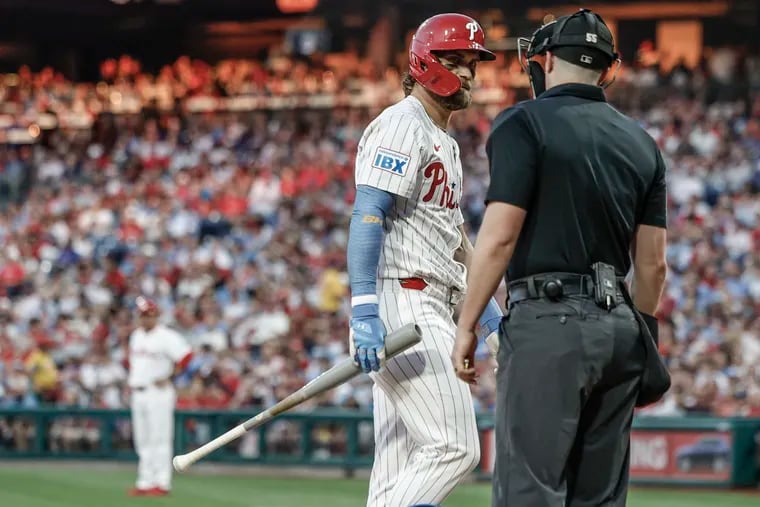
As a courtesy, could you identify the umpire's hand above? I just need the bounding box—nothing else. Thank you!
[451,327,479,384]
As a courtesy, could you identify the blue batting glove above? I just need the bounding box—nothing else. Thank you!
[477,297,503,340]
[349,303,387,373]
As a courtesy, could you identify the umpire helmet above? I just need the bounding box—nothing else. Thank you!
[409,13,495,97]
[517,8,621,98]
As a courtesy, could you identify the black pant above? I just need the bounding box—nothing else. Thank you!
[492,295,646,507]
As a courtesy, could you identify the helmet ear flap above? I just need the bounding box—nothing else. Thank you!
[409,50,463,97]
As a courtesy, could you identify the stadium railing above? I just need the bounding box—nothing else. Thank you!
[0,408,758,487]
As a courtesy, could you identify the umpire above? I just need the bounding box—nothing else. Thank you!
[452,8,671,507]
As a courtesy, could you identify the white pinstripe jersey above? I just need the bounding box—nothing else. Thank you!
[355,95,466,291]
[128,324,191,388]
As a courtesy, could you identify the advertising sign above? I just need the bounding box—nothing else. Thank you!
[630,430,732,482]
[480,427,736,484]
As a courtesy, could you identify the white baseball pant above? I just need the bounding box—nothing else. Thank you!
[131,384,176,491]
[366,278,480,507]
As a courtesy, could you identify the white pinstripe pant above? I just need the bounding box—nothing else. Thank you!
[367,279,480,507]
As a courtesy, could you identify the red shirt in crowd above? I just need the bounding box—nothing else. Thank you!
[215,193,247,218]
[0,262,25,287]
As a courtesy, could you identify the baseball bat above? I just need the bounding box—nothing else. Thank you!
[172,323,422,472]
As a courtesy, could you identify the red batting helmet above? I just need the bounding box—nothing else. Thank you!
[135,296,159,316]
[409,13,495,97]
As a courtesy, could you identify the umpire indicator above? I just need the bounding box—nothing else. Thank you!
[452,8,671,507]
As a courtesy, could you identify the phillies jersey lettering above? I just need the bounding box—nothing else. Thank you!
[354,95,466,291]
[422,162,460,209]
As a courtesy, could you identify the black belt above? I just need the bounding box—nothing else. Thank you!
[507,272,625,306]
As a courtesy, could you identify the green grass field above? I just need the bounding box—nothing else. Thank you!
[0,464,757,507]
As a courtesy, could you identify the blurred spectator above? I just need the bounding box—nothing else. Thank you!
[0,46,756,426]
[23,336,59,403]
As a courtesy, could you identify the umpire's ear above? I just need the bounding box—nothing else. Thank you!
[545,51,556,74]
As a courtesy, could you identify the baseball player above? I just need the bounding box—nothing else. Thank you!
[127,296,193,497]
[346,13,503,507]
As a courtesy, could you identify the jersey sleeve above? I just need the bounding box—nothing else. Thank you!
[638,148,668,228]
[354,113,425,198]
[454,206,465,226]
[164,329,192,363]
[454,142,465,226]
[484,107,540,210]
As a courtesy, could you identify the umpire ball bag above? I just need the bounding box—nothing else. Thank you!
[619,282,672,407]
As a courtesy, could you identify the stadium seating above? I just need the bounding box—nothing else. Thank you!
[0,49,758,423]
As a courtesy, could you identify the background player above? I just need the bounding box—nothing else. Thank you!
[127,296,193,497]
[346,13,503,507]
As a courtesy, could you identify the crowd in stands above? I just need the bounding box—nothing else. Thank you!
[0,42,759,453]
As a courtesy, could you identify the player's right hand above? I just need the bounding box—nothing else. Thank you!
[349,303,387,373]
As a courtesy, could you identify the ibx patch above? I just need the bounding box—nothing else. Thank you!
[371,147,411,176]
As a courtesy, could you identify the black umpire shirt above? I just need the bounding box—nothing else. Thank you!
[485,83,667,280]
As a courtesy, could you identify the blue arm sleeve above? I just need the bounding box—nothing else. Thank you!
[347,185,394,300]
[478,297,503,337]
